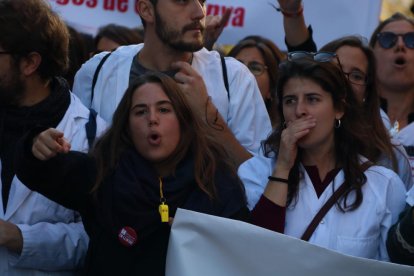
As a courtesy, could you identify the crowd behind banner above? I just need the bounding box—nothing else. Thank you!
[0,0,413,275]
[48,0,382,50]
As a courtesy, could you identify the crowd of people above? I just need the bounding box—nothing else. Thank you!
[0,0,413,274]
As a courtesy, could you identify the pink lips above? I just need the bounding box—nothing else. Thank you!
[148,133,161,146]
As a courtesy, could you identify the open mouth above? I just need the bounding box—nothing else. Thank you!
[394,57,406,66]
[148,133,161,145]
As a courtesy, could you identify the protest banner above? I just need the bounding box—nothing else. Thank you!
[166,209,414,276]
[48,0,382,50]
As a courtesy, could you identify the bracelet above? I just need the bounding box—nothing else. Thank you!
[276,5,303,18]
[268,176,289,184]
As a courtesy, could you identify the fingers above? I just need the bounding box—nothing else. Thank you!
[219,8,231,28]
[278,116,315,165]
[32,128,71,161]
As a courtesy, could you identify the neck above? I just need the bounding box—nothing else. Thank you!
[19,75,51,107]
[379,85,414,129]
[301,141,337,181]
[140,35,194,72]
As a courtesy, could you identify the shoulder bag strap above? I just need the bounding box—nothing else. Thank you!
[90,51,113,105]
[300,161,372,241]
[220,54,230,100]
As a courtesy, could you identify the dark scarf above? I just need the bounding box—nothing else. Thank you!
[0,77,70,211]
[96,148,245,245]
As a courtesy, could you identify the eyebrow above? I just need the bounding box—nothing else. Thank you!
[131,100,172,110]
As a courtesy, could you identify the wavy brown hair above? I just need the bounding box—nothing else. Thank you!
[263,58,372,211]
[320,36,398,172]
[228,35,285,123]
[92,72,236,199]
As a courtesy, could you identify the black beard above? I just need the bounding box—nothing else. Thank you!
[154,10,204,52]
[0,65,25,107]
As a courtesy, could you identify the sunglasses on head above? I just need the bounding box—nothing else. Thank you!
[242,61,268,76]
[376,32,414,49]
[287,51,339,63]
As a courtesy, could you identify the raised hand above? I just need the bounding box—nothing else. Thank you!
[32,128,71,161]
[172,61,210,118]
[277,0,302,13]
[203,8,231,50]
[277,115,316,172]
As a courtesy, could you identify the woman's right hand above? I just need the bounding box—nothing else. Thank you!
[32,128,71,161]
[276,115,316,172]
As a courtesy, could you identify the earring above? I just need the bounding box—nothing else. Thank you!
[334,119,341,129]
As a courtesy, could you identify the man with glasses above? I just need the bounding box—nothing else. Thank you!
[0,0,107,274]
[73,0,271,168]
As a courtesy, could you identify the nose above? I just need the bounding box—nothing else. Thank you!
[295,100,307,118]
[395,35,406,50]
[148,109,159,126]
[191,0,205,21]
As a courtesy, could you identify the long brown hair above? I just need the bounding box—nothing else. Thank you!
[320,36,398,172]
[92,72,235,199]
[263,58,372,211]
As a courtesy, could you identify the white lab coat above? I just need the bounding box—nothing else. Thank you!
[0,94,107,275]
[239,155,406,261]
[73,44,272,156]
[393,122,414,184]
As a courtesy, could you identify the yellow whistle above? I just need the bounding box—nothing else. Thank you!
[159,203,169,223]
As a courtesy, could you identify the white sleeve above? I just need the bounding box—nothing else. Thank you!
[72,52,109,108]
[379,173,407,261]
[238,155,274,210]
[11,216,88,270]
[394,143,414,191]
[226,58,272,156]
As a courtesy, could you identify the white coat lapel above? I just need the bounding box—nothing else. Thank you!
[4,177,31,220]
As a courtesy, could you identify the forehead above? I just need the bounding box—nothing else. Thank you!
[235,47,264,62]
[381,20,414,33]
[336,45,368,72]
[283,77,327,95]
[132,82,169,103]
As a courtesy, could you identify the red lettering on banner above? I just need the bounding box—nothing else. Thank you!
[55,0,97,8]
[86,0,97,8]
[232,7,245,27]
[117,0,128,12]
[104,0,128,12]
[206,4,244,27]
[56,0,69,4]
[104,0,115,10]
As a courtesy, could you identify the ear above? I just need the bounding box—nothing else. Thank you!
[335,98,346,120]
[19,52,42,77]
[137,0,155,25]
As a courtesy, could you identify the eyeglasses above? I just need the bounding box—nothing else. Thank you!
[0,51,12,55]
[376,32,414,49]
[342,70,367,86]
[287,51,339,63]
[242,61,268,76]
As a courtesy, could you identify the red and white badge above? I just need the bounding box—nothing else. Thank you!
[118,226,137,247]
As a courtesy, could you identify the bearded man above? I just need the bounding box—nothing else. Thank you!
[73,0,272,168]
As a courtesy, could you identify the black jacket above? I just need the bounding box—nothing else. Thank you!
[15,135,249,275]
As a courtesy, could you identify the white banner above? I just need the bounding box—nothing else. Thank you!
[48,0,382,50]
[166,209,414,276]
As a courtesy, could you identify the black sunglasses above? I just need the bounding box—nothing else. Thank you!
[287,51,339,63]
[376,32,414,49]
